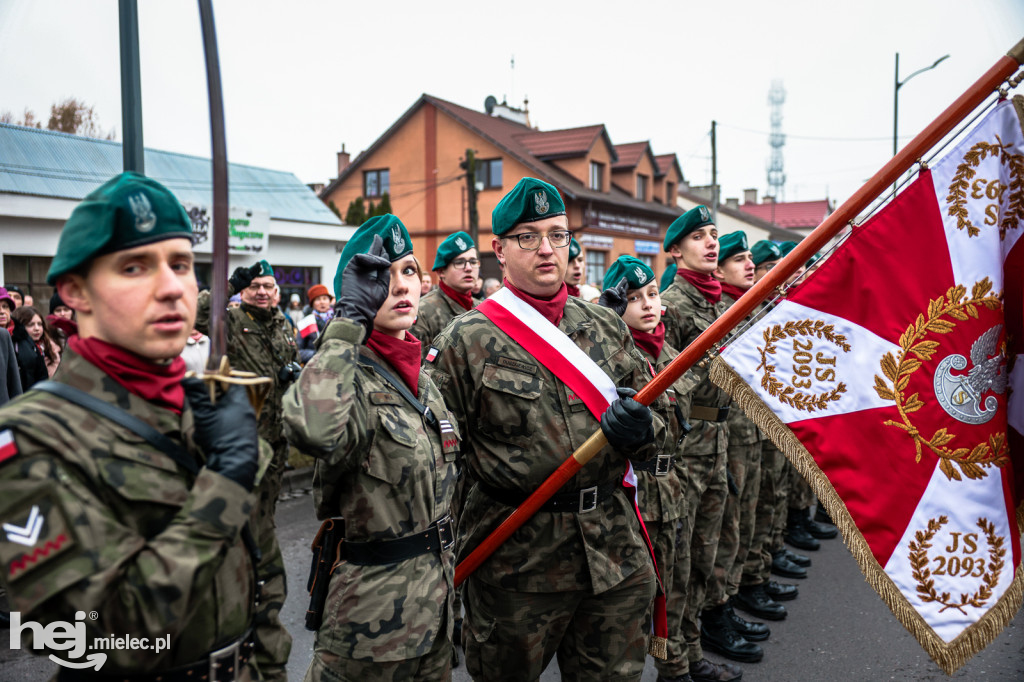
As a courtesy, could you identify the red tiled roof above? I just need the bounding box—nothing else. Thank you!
[514,125,609,159]
[612,141,651,170]
[738,199,832,229]
[655,153,681,179]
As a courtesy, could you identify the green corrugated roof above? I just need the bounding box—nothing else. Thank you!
[0,123,341,226]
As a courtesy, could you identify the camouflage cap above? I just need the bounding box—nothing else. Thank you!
[491,177,566,236]
[664,204,714,251]
[568,237,582,260]
[751,240,782,266]
[717,231,750,263]
[333,214,413,296]
[254,259,274,277]
[432,231,476,270]
[47,172,193,284]
[659,263,677,292]
[603,255,656,292]
[778,240,798,257]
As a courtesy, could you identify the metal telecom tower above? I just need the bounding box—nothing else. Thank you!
[767,79,786,201]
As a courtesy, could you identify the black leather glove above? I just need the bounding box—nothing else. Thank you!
[601,386,655,451]
[229,263,262,295]
[598,277,630,316]
[335,234,391,340]
[183,377,260,491]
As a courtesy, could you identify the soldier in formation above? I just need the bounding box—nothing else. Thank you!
[410,230,480,354]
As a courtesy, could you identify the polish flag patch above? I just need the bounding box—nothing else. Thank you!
[426,347,439,363]
[0,430,16,465]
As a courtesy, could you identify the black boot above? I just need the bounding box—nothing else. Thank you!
[734,583,787,621]
[784,548,811,567]
[815,498,834,525]
[690,658,743,682]
[784,507,820,550]
[803,506,838,539]
[765,580,798,601]
[700,603,764,662]
[725,598,770,641]
[771,548,807,579]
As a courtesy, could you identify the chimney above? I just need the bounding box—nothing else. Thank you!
[725,197,739,209]
[337,143,350,176]
[743,188,758,204]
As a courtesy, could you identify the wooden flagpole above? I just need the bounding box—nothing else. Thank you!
[455,37,1024,587]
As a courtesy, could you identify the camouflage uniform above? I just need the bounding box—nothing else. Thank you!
[410,286,475,357]
[658,275,730,676]
[0,349,291,678]
[427,296,666,681]
[196,290,298,514]
[282,317,459,680]
[745,440,786,586]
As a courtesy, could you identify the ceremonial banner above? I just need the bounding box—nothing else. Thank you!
[710,97,1024,674]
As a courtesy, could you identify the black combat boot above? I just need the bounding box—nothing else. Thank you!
[764,580,798,601]
[771,548,808,579]
[690,657,743,682]
[733,583,787,621]
[784,547,812,567]
[725,598,770,640]
[802,506,839,539]
[700,603,764,662]
[814,497,835,524]
[784,507,821,550]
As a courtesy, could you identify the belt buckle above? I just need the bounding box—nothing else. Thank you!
[209,638,241,682]
[436,515,456,551]
[655,454,672,476]
[578,486,599,514]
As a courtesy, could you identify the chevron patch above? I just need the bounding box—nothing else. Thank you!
[2,492,76,581]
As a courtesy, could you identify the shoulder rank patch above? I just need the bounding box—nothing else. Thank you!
[369,392,403,406]
[426,347,439,363]
[496,356,538,375]
[0,429,17,465]
[1,492,77,582]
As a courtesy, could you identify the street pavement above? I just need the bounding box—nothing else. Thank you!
[4,477,1024,680]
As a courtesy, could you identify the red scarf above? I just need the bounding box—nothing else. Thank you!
[721,282,749,302]
[366,330,422,398]
[630,322,665,361]
[502,279,569,326]
[566,283,581,298]
[69,336,186,414]
[678,268,722,304]
[439,280,474,312]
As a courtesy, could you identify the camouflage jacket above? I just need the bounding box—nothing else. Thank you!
[721,291,765,446]
[0,350,283,674]
[410,286,476,359]
[427,296,668,594]
[196,291,298,448]
[661,275,730,456]
[282,318,459,662]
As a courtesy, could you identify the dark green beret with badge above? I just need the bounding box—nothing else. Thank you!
[603,255,656,292]
[568,238,582,260]
[433,231,476,270]
[751,240,782,266]
[717,231,749,263]
[47,171,192,284]
[663,204,714,251]
[779,240,798,257]
[491,177,566,236]
[254,259,273,277]
[334,214,413,296]
[806,252,823,268]
[660,263,677,292]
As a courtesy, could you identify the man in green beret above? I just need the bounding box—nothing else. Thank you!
[0,171,290,679]
[659,204,742,682]
[410,230,479,357]
[428,177,668,680]
[564,237,586,297]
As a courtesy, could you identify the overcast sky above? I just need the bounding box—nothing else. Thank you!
[2,0,1022,210]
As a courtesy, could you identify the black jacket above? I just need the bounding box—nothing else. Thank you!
[11,321,47,391]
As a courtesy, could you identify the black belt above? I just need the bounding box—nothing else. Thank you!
[341,515,455,565]
[631,454,674,476]
[477,479,619,514]
[690,404,730,422]
[56,629,255,682]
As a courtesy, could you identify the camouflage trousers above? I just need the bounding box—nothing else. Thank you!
[304,617,452,682]
[706,441,762,606]
[653,462,694,679]
[253,442,292,681]
[643,517,678,652]
[463,566,656,681]
[260,438,290,521]
[769,443,792,553]
[742,441,785,586]
[787,459,816,510]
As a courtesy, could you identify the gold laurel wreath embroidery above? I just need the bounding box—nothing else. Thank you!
[908,516,1005,615]
[873,278,1007,481]
[945,135,1024,239]
[756,320,850,412]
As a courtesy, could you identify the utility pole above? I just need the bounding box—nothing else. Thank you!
[119,0,144,173]
[710,120,718,224]
[460,149,479,245]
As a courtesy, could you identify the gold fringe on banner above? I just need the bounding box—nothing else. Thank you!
[709,355,1024,676]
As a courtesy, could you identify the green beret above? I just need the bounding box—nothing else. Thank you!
[432,231,476,270]
[568,238,582,260]
[806,252,823,268]
[751,240,782,266]
[717,231,749,263]
[663,204,714,251]
[254,259,273,277]
[660,263,677,292]
[491,177,566,236]
[778,241,798,257]
[47,172,192,284]
[603,255,656,292]
[334,214,413,296]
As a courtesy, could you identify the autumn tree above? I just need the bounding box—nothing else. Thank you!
[0,99,114,139]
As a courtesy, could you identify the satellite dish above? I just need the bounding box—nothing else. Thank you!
[484,95,497,114]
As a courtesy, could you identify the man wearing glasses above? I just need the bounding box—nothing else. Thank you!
[427,177,666,680]
[411,230,480,357]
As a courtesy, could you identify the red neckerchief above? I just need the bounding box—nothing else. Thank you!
[630,321,665,361]
[502,278,568,326]
[677,268,722,304]
[366,330,422,398]
[439,280,474,312]
[566,283,581,298]
[721,282,749,302]
[68,335,186,414]
[3,320,11,334]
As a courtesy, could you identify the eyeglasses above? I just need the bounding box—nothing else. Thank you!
[246,282,277,292]
[451,258,480,269]
[502,230,573,251]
